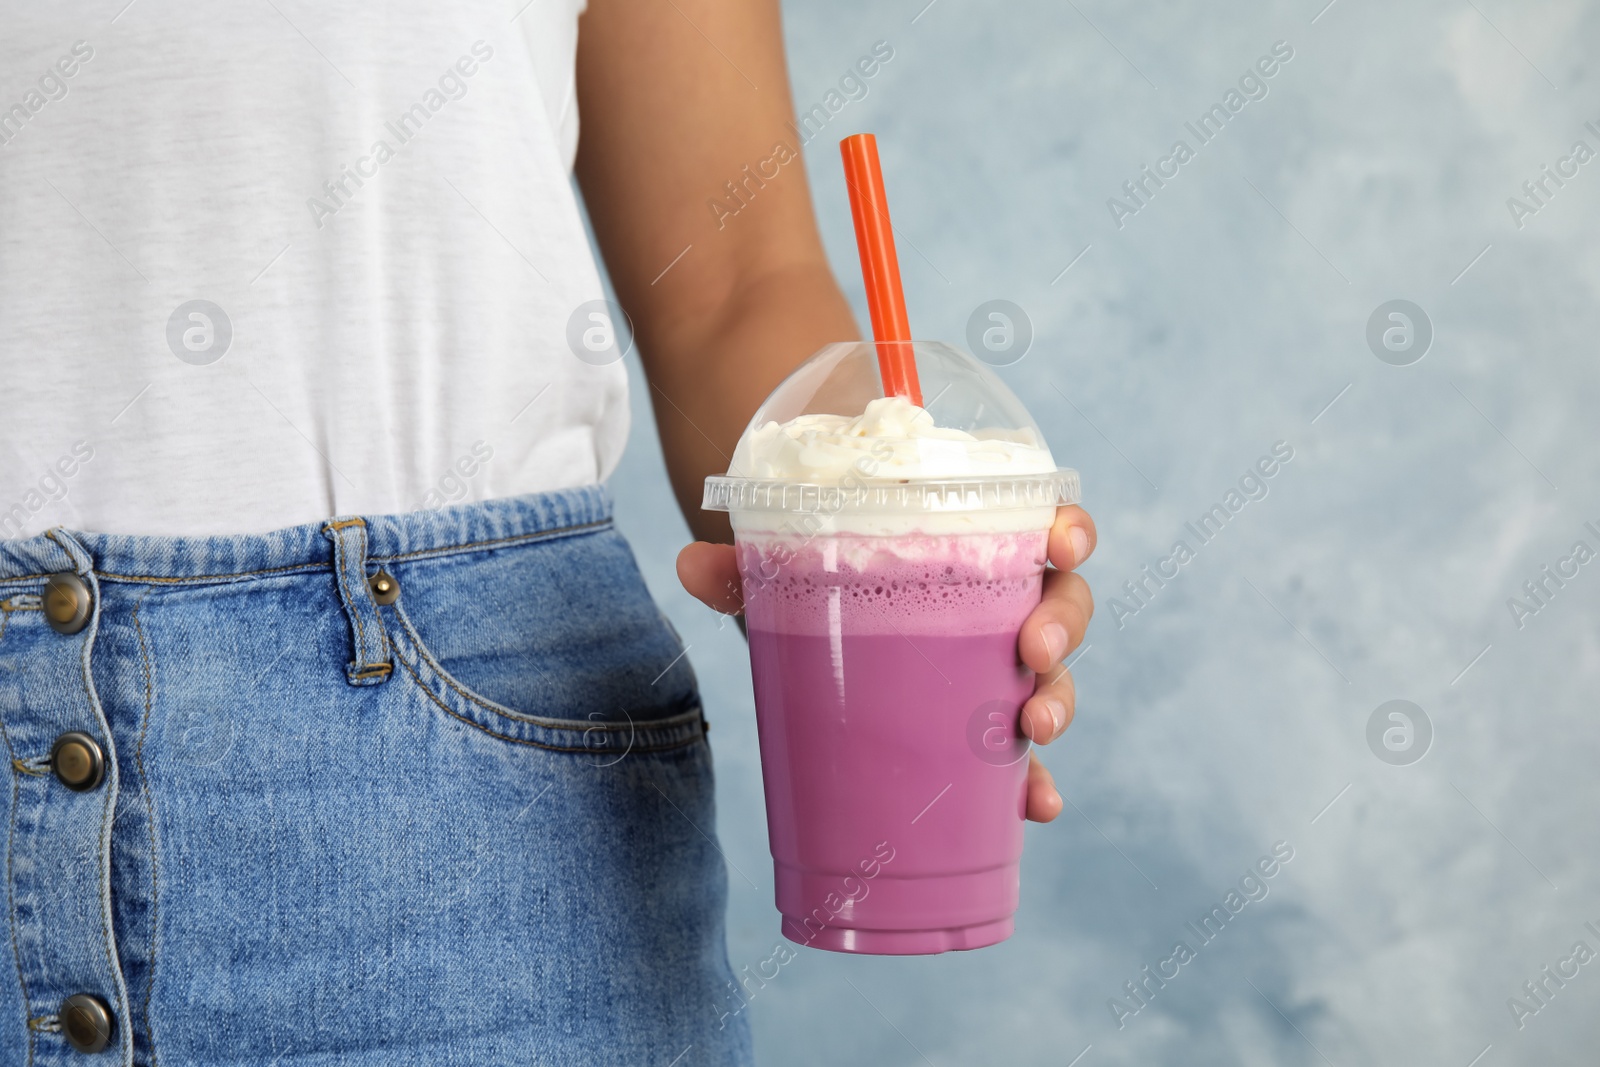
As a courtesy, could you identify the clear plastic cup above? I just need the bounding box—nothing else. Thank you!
[703,341,1079,954]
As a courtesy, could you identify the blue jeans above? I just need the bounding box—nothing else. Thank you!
[0,486,753,1066]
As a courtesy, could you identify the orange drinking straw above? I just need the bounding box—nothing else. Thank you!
[840,133,923,406]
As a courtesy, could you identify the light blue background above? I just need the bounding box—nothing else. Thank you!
[603,1,1600,1064]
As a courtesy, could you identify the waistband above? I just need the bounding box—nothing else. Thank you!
[0,484,613,585]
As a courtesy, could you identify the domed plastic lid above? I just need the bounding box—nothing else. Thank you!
[703,341,1079,519]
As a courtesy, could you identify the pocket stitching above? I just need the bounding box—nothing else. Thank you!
[385,600,704,753]
[393,652,698,754]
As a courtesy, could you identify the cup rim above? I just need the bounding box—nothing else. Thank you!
[702,468,1080,514]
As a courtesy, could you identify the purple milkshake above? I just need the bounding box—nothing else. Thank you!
[704,341,1079,955]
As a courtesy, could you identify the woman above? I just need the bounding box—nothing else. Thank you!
[0,1,1093,1062]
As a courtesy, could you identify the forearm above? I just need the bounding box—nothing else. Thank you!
[572,0,859,540]
[643,259,858,544]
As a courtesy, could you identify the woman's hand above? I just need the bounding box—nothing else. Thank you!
[1011,505,1096,822]
[677,504,1096,823]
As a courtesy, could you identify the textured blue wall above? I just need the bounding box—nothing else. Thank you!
[606,1,1600,1063]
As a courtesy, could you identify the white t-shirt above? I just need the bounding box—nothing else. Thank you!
[0,0,628,538]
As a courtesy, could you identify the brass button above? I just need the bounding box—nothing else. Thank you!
[51,732,105,792]
[60,993,113,1054]
[369,570,400,605]
[44,573,92,635]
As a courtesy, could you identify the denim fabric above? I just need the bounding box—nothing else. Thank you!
[0,486,752,1067]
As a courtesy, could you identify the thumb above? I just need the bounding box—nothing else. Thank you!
[676,541,744,615]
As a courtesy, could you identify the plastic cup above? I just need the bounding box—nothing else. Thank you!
[703,341,1079,955]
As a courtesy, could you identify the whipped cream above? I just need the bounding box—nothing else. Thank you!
[730,396,1057,482]
[726,396,1061,537]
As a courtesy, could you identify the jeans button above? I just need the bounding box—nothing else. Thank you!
[43,573,92,635]
[50,733,105,792]
[369,570,400,605]
[59,994,114,1053]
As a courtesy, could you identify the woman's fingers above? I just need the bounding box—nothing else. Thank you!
[1021,667,1075,745]
[1049,505,1097,572]
[1017,567,1094,675]
[1017,505,1095,787]
[1025,752,1063,822]
[675,541,744,615]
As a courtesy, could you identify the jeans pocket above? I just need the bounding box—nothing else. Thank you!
[378,529,706,756]
[386,599,706,754]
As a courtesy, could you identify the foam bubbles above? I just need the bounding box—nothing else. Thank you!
[737,530,1047,637]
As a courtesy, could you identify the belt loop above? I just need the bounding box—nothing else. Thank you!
[44,527,95,576]
[322,518,392,686]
